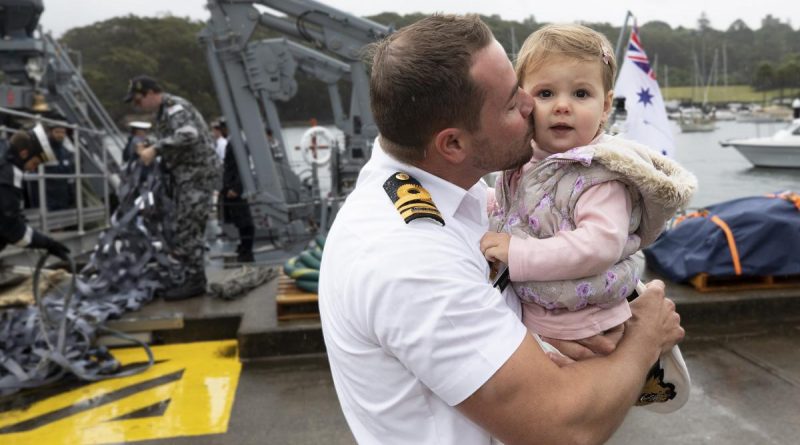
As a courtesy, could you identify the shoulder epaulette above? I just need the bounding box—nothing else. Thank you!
[383,172,444,226]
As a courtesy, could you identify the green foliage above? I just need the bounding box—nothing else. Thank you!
[753,62,776,91]
[61,15,213,122]
[58,12,800,127]
[662,84,800,103]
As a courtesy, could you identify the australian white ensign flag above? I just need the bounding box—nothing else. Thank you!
[614,22,675,157]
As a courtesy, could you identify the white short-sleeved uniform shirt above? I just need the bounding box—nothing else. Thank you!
[319,139,528,444]
[214,136,227,161]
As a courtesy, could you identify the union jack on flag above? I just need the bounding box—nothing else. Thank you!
[627,25,656,80]
[613,19,675,157]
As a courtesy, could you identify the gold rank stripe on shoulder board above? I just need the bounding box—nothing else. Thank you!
[383,172,445,226]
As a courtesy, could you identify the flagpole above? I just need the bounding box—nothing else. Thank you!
[614,10,634,79]
[611,17,676,157]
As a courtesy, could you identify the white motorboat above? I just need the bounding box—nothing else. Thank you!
[720,119,800,168]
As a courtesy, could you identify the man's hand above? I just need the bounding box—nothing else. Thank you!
[226,189,238,199]
[480,232,511,264]
[543,323,625,362]
[137,145,156,165]
[628,280,684,356]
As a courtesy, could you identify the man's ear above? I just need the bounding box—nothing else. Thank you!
[432,127,468,164]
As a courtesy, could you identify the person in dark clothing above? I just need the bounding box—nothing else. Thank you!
[220,126,255,263]
[121,121,154,184]
[0,127,71,260]
[122,121,152,164]
[42,121,75,211]
[23,120,75,211]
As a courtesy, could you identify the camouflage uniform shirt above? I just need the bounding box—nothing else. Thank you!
[152,93,221,281]
[153,93,220,181]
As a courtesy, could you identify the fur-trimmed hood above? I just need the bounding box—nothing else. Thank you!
[592,134,696,211]
[548,133,698,246]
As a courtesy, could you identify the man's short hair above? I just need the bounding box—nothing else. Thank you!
[9,128,54,164]
[211,118,227,131]
[367,14,494,163]
[10,130,35,153]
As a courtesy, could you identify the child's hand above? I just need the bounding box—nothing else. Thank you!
[480,232,511,264]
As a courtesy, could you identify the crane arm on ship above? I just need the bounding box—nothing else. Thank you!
[201,0,393,261]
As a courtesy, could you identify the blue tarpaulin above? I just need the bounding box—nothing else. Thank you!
[644,192,800,282]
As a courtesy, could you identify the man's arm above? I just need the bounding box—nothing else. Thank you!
[1,184,70,259]
[140,105,203,165]
[152,102,203,152]
[457,281,682,445]
[1,183,29,245]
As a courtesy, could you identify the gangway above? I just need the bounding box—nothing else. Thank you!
[0,0,126,266]
[0,108,112,267]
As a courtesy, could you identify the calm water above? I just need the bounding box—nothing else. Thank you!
[672,120,800,208]
[283,120,800,208]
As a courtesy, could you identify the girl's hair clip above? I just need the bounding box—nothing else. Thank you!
[601,49,611,65]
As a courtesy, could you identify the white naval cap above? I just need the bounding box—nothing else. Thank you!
[128,121,152,130]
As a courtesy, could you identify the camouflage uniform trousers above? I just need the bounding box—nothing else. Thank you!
[171,171,216,281]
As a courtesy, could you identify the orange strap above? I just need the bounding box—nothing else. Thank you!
[710,215,742,275]
[672,209,708,227]
[766,191,800,211]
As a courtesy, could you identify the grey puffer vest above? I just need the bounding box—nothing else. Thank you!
[491,134,696,311]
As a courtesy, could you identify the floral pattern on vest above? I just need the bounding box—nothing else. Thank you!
[490,134,697,311]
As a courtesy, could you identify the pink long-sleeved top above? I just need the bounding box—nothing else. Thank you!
[488,145,633,339]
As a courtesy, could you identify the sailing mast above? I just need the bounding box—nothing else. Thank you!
[722,41,728,102]
[702,49,718,106]
[613,10,634,79]
[510,26,518,60]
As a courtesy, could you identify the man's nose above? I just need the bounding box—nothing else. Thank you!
[519,89,534,117]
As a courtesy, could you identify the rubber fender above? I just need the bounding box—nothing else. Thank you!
[295,278,319,293]
[289,268,320,281]
[283,256,299,276]
[309,247,323,260]
[298,251,321,270]
[315,234,326,249]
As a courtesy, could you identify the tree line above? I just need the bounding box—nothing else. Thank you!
[59,12,800,125]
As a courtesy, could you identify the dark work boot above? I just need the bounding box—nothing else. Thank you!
[236,251,255,263]
[162,274,208,301]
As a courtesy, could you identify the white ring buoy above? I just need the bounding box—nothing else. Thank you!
[299,126,337,166]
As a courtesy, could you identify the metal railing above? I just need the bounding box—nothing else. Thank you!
[0,108,112,235]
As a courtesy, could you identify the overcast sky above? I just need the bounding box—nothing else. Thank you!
[41,0,796,37]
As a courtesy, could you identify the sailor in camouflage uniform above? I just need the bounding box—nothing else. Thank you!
[124,75,221,300]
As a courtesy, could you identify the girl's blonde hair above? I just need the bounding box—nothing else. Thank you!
[515,24,617,92]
